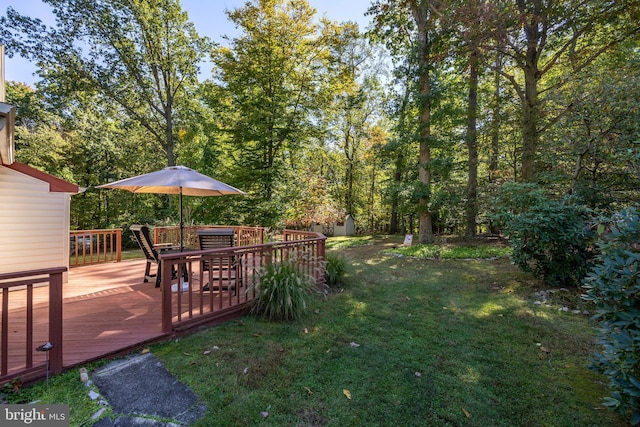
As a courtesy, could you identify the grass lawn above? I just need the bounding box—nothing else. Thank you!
[8,235,626,426]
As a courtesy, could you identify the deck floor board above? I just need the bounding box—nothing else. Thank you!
[2,259,241,375]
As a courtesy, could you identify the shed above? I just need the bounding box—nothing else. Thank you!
[334,215,355,237]
[311,215,355,237]
[0,101,79,282]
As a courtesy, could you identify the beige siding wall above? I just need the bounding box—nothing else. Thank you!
[0,166,71,281]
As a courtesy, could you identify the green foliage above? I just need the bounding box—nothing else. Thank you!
[211,0,340,227]
[387,243,511,259]
[324,252,348,287]
[493,182,595,287]
[2,0,210,168]
[2,0,638,239]
[249,261,314,321]
[326,236,374,249]
[545,46,640,209]
[3,360,111,426]
[582,208,640,424]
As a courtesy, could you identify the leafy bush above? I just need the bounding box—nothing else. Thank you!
[582,208,640,424]
[493,182,595,287]
[325,252,348,287]
[250,261,314,321]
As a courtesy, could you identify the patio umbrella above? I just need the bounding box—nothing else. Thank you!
[97,165,245,250]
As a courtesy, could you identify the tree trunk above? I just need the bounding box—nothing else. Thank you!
[521,64,539,182]
[489,51,502,181]
[389,152,403,234]
[346,162,354,216]
[465,48,479,238]
[411,2,434,244]
[489,52,502,235]
[369,156,376,232]
[165,100,175,167]
[390,72,412,235]
[519,0,542,182]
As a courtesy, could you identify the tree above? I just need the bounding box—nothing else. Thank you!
[449,0,493,238]
[6,81,72,180]
[1,0,210,167]
[367,2,417,235]
[490,0,640,181]
[552,45,640,208]
[323,24,384,219]
[212,0,338,226]
[369,0,453,243]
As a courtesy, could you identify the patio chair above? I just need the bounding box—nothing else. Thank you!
[131,224,164,287]
[197,228,241,292]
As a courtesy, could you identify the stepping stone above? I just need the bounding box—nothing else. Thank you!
[91,352,206,426]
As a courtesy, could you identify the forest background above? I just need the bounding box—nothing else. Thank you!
[1,0,638,245]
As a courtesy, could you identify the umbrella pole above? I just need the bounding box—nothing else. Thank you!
[179,187,184,251]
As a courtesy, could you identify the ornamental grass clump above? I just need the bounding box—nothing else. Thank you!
[324,252,347,287]
[250,261,314,321]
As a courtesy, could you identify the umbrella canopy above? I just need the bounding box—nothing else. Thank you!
[98,165,245,250]
[97,165,244,196]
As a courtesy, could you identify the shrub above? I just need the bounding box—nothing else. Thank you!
[582,208,640,424]
[249,261,314,321]
[493,182,595,287]
[325,252,348,287]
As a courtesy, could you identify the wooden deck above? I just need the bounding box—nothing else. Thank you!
[62,260,167,367]
[5,259,241,375]
[2,230,326,382]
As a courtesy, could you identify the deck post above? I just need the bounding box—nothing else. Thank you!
[161,260,173,333]
[317,238,326,289]
[48,270,64,373]
[1,288,8,375]
[116,229,122,262]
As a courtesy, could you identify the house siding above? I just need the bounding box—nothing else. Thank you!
[0,166,71,280]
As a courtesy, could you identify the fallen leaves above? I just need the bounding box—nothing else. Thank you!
[535,342,551,354]
[261,405,271,418]
[10,378,23,392]
[462,407,470,418]
[203,345,219,355]
[343,389,352,400]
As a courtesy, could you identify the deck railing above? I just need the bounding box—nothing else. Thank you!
[159,230,326,333]
[0,267,65,383]
[0,228,322,384]
[154,225,265,249]
[70,229,122,267]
